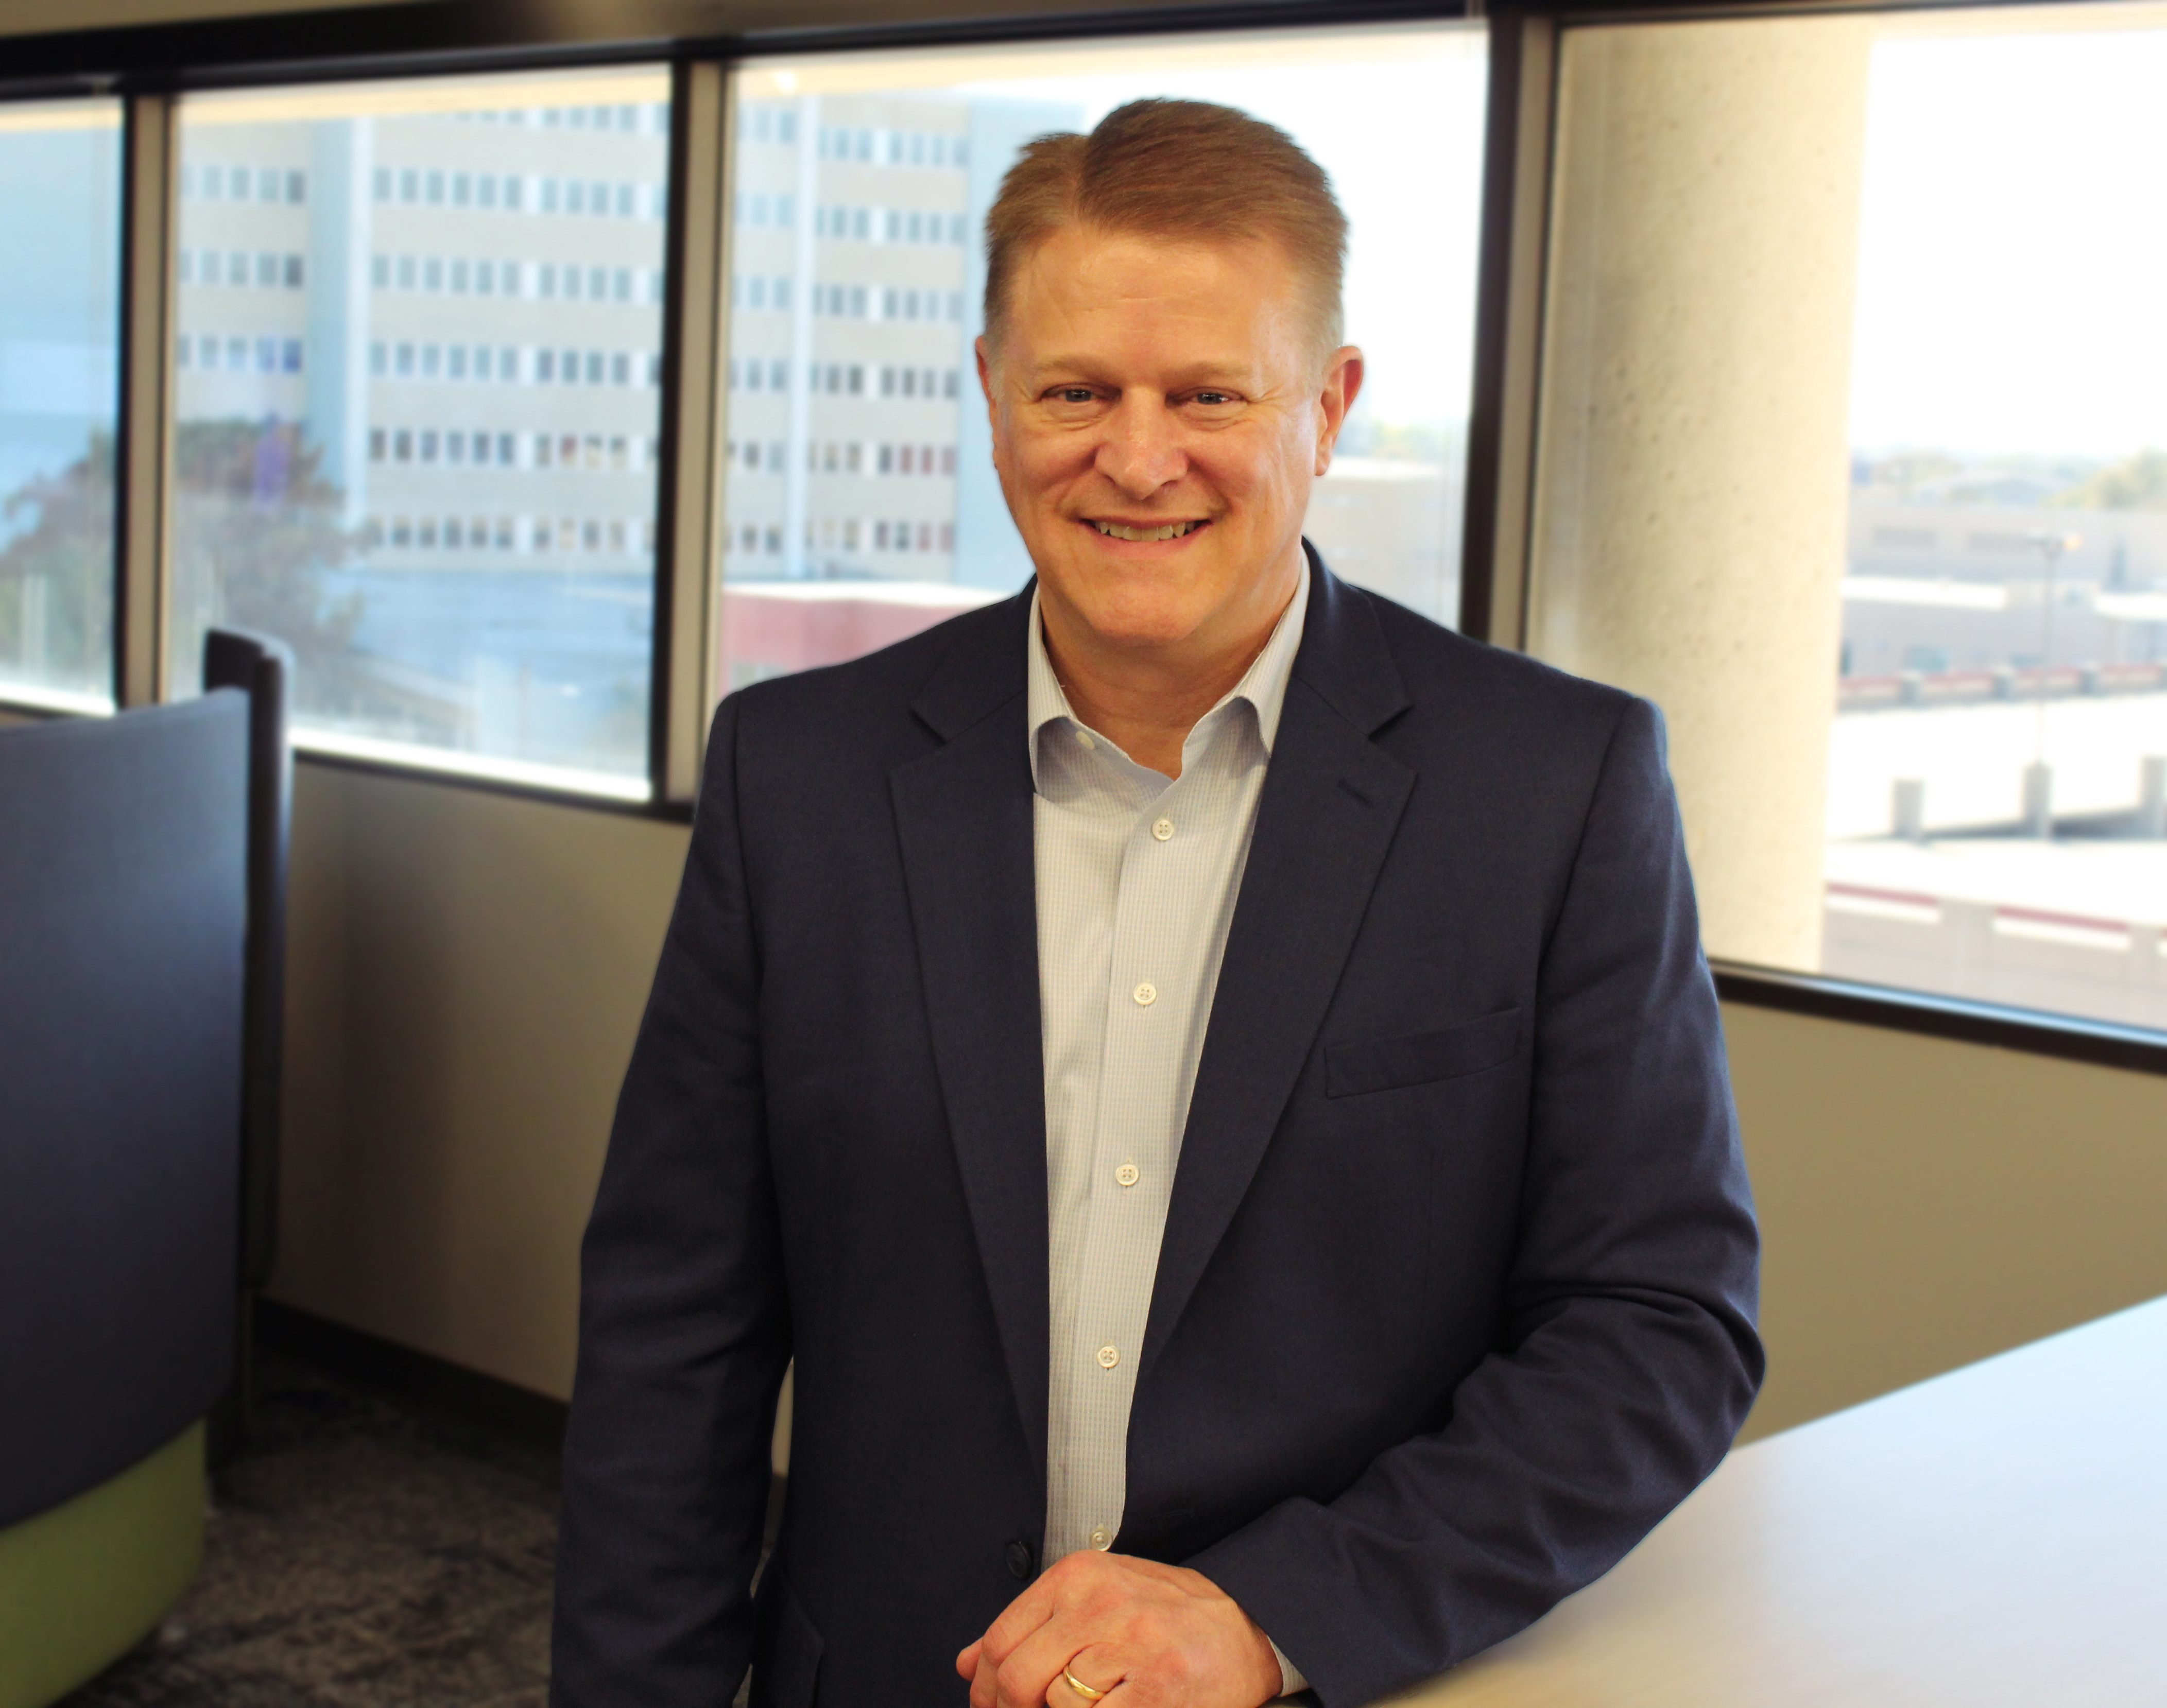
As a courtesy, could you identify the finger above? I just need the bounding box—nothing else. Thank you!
[994,1619,1122,1708]
[957,1639,982,1682]
[1049,1674,1114,1708]
[970,1644,1001,1708]
[974,1572,1065,1699]
[1049,1641,1133,1708]
[978,1573,1061,1666]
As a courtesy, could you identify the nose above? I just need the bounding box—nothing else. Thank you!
[1094,392,1186,499]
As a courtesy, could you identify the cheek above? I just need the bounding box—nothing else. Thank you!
[1196,437,1304,519]
[1013,429,1094,497]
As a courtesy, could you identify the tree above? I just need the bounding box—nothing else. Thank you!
[168,418,363,686]
[1,419,362,693]
[2054,447,2167,511]
[0,433,114,686]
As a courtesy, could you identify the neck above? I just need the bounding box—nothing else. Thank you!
[1041,548,1303,779]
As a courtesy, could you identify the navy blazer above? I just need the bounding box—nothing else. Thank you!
[553,553,1762,1708]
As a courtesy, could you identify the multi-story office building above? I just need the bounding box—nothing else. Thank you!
[151,75,1466,772]
[713,88,1467,683]
[720,92,1078,597]
[169,82,673,779]
[175,96,670,566]
[713,91,1083,687]
[163,82,1073,767]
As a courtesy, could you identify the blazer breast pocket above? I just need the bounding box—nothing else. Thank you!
[1325,1007,1524,1099]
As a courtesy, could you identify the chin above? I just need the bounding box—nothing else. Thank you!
[1062,586,1222,650]
[1088,613,1210,650]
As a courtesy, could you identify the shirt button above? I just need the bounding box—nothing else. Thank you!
[1115,1162,1140,1187]
[1075,729,1095,750]
[1132,981,1157,1007]
[1089,1527,1112,1550]
[1151,817,1174,841]
[1096,1343,1120,1369]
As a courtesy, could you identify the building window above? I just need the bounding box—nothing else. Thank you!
[165,66,673,799]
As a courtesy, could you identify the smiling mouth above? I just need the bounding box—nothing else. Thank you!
[1088,519,1207,542]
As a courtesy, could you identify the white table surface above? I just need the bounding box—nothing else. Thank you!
[1390,1296,2167,1705]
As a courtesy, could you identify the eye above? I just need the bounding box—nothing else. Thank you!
[1050,386,1095,404]
[1192,390,1235,406]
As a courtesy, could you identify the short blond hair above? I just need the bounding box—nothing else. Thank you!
[982,98,1347,358]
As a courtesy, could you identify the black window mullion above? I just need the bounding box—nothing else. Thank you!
[650,56,732,808]
[115,90,176,710]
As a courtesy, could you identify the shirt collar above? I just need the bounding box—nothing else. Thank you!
[1026,562,1311,795]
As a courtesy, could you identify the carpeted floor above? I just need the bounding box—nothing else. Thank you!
[63,1350,562,1707]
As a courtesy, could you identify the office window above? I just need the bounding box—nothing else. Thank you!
[718,25,1487,692]
[1827,14,2167,1030]
[0,98,122,714]
[168,67,670,798]
[1528,5,2167,1038]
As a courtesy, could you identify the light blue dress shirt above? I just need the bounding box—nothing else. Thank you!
[1029,568,1312,1699]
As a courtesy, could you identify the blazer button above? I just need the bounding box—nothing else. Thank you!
[1005,1539,1036,1580]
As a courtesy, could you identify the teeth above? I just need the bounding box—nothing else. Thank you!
[1092,520,1200,542]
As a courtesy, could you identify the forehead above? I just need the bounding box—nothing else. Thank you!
[1004,225,1310,361]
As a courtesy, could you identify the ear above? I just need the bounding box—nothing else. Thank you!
[1314,345,1365,476]
[975,335,1004,472]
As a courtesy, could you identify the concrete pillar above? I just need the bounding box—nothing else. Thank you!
[1941,899,1997,1002]
[1526,16,1874,970]
[2022,761,2054,839]
[1893,777,1925,843]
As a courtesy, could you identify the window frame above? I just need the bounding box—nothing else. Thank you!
[1479,0,2167,1079]
[4,0,2162,1075]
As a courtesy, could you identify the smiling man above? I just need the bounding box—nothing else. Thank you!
[553,100,1761,1708]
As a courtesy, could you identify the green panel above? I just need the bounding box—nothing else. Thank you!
[0,1423,205,1708]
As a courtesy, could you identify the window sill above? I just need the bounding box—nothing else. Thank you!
[295,738,695,822]
[0,684,115,719]
[2,690,693,821]
[1711,960,2167,1080]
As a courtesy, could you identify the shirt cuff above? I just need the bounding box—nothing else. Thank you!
[1268,1636,1308,1699]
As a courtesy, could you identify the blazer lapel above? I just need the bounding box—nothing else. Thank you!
[889,593,1050,1477]
[1141,559,1415,1380]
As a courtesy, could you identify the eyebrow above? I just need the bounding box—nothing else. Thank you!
[1026,358,1260,389]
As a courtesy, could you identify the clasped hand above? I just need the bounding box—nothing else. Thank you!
[955,1549,1283,1707]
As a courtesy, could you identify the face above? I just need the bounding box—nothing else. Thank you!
[978,225,1362,659]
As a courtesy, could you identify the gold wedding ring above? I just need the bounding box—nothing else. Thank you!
[1060,1665,1111,1702]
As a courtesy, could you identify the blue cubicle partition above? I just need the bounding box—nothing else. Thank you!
[0,690,248,1706]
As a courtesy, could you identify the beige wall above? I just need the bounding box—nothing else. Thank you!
[272,760,687,1398]
[259,752,2167,1427]
[1730,1003,2167,1440]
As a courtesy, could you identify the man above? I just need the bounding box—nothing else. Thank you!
[553,99,1760,1708]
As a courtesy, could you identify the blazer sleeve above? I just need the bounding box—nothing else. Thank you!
[1187,694,1764,1707]
[551,692,791,1708]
